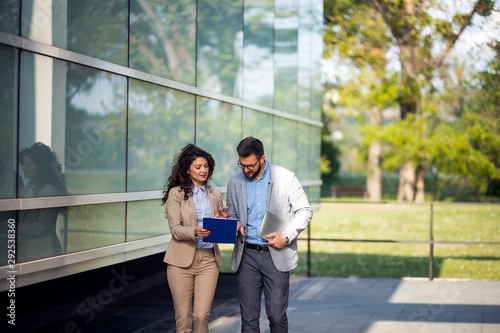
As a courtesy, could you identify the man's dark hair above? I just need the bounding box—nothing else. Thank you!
[236,137,264,158]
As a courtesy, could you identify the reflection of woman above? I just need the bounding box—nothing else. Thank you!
[162,144,228,333]
[18,142,67,262]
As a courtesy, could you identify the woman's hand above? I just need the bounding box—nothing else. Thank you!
[215,206,229,218]
[194,226,211,238]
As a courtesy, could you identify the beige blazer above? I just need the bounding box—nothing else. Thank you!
[18,184,63,261]
[163,186,223,268]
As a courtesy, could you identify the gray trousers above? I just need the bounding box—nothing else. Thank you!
[236,247,289,333]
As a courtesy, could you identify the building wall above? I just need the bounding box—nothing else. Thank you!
[0,0,323,290]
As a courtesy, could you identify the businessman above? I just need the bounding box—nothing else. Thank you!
[227,137,313,333]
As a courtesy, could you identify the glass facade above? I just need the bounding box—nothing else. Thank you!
[0,0,323,272]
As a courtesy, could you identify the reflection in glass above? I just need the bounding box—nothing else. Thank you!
[64,64,127,194]
[21,0,129,66]
[0,45,19,200]
[310,126,321,181]
[242,108,273,163]
[0,45,18,267]
[304,185,320,202]
[127,200,169,241]
[66,0,128,66]
[243,0,274,107]
[17,142,68,263]
[19,52,127,195]
[0,0,20,35]
[128,79,195,191]
[65,203,125,253]
[197,0,243,97]
[196,97,241,186]
[298,0,312,118]
[296,123,309,181]
[130,0,196,84]
[310,0,323,121]
[273,117,297,171]
[274,0,298,114]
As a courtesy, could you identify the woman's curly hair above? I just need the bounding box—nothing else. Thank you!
[162,144,215,204]
[19,142,68,214]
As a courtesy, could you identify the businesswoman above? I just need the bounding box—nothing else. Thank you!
[162,144,228,333]
[18,142,67,262]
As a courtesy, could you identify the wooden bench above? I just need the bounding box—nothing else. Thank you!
[331,185,367,199]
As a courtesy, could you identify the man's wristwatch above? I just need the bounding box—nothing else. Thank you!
[285,236,290,245]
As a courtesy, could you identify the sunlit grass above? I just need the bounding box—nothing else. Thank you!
[218,202,500,280]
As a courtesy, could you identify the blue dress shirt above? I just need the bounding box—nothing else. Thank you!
[246,160,270,245]
[192,185,213,249]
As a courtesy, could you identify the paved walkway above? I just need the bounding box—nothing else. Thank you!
[24,274,500,332]
[209,276,500,333]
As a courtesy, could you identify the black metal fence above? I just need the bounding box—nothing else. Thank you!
[299,202,500,280]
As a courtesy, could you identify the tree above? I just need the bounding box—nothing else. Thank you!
[324,0,397,200]
[320,100,341,193]
[458,41,500,195]
[371,0,495,202]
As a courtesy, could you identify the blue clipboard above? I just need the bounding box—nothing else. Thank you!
[202,217,238,244]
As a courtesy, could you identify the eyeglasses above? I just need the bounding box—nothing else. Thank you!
[237,157,262,171]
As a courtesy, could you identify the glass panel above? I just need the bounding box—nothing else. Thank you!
[196,97,241,187]
[0,212,16,267]
[0,0,20,34]
[273,117,297,171]
[197,0,243,97]
[65,203,125,254]
[19,52,127,195]
[0,45,19,200]
[21,0,129,66]
[128,79,195,192]
[274,0,298,114]
[310,0,323,121]
[17,206,66,263]
[1,35,18,263]
[296,123,309,181]
[127,200,169,241]
[310,126,321,181]
[304,185,320,202]
[130,0,196,85]
[243,0,274,107]
[242,108,273,163]
[298,0,312,118]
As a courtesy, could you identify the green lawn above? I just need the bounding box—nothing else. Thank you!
[219,202,500,280]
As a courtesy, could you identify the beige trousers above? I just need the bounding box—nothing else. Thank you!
[167,248,219,333]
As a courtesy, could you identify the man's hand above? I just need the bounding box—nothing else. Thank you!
[236,221,245,236]
[265,232,287,249]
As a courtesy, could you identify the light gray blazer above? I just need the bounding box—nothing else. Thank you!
[227,163,313,272]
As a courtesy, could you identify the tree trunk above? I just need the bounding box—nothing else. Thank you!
[366,140,382,201]
[366,106,383,201]
[414,163,425,202]
[397,161,416,201]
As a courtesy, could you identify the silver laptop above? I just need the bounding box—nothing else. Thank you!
[259,211,288,241]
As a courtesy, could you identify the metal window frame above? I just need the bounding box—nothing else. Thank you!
[0,234,171,290]
[0,29,323,290]
[0,32,322,128]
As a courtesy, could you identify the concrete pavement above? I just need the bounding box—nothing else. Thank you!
[209,276,500,333]
[21,274,500,332]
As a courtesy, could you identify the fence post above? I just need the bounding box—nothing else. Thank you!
[307,222,311,277]
[429,203,434,281]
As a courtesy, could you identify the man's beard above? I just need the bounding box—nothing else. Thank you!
[244,161,262,179]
